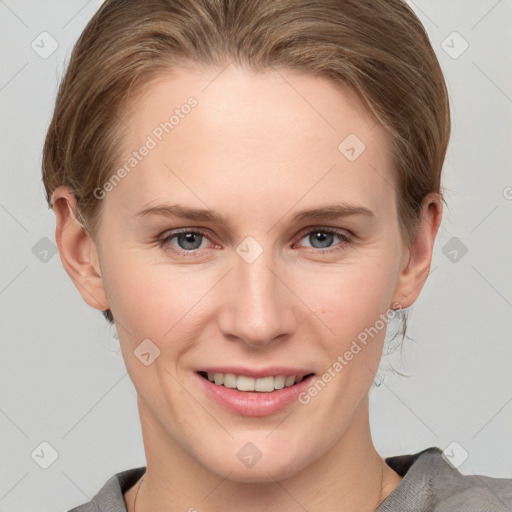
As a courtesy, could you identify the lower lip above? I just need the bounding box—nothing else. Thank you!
[196,372,316,417]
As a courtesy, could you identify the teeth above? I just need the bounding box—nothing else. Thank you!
[285,375,296,387]
[204,372,307,392]
[274,375,286,389]
[223,373,237,388]
[237,375,255,391]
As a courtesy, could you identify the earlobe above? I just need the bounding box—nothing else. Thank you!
[51,186,110,312]
[391,193,443,309]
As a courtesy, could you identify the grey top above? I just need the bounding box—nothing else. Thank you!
[67,446,512,511]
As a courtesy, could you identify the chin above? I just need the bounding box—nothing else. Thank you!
[199,444,310,484]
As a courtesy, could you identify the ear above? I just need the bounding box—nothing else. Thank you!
[51,186,110,312]
[391,192,443,309]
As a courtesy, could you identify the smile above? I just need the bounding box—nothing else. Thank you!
[198,371,314,392]
[196,371,317,417]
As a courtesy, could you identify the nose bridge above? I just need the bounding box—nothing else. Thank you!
[221,235,295,346]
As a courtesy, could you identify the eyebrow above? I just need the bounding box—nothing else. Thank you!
[132,203,374,224]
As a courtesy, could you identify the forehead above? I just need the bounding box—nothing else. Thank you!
[109,65,396,221]
[124,64,383,150]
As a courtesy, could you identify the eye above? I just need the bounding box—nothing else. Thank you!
[157,226,351,256]
[157,228,214,255]
[295,227,351,252]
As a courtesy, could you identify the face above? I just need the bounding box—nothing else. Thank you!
[87,65,411,481]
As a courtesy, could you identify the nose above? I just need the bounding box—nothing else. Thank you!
[217,241,298,349]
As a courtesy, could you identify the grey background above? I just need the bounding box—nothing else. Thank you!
[1,1,511,510]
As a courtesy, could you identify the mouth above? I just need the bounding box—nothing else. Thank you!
[195,365,317,416]
[197,371,315,392]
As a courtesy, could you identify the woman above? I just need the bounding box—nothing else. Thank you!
[42,0,512,510]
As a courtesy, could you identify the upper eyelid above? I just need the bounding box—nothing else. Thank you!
[162,225,350,238]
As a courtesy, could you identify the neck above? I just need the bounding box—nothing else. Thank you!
[126,395,402,512]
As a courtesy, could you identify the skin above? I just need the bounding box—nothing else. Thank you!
[52,64,442,511]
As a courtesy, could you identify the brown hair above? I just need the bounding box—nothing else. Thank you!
[42,0,451,343]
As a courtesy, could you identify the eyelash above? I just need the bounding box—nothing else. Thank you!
[156,227,352,257]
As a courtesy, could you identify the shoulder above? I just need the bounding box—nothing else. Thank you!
[65,466,146,512]
[378,446,512,512]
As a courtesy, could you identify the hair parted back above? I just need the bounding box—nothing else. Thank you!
[42,0,451,342]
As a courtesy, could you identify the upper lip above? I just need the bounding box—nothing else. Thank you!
[197,366,315,379]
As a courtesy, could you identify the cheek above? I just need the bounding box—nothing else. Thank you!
[293,258,399,392]
[299,260,396,336]
[98,246,166,345]
[102,264,158,329]
[101,248,214,350]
